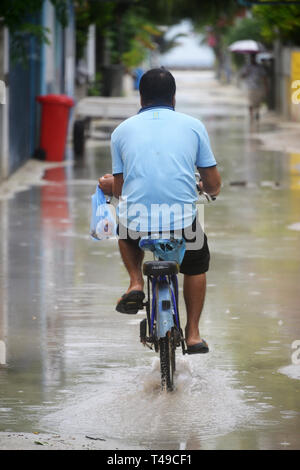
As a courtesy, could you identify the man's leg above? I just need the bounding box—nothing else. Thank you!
[118,239,144,294]
[183,273,206,346]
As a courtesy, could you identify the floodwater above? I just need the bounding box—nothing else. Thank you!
[0,71,299,450]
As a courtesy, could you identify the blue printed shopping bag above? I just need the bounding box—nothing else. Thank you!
[90,186,116,240]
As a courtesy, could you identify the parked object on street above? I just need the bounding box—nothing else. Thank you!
[73,96,139,156]
[256,52,274,62]
[36,94,74,162]
[73,117,91,157]
[133,68,144,90]
[101,64,124,97]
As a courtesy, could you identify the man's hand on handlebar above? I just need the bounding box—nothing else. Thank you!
[196,174,217,202]
[196,180,204,194]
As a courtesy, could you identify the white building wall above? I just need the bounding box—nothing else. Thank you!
[64,1,76,97]
[86,24,96,83]
[43,0,56,94]
[0,26,9,181]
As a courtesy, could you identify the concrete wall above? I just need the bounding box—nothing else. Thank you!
[0,26,8,362]
[85,24,96,83]
[64,2,76,97]
[41,0,56,95]
[274,44,300,122]
[290,50,300,122]
[41,0,75,96]
[0,0,75,183]
[0,25,9,181]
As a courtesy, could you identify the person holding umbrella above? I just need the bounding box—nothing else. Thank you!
[240,53,268,121]
[229,40,269,122]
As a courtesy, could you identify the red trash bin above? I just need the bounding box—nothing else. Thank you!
[36,94,74,162]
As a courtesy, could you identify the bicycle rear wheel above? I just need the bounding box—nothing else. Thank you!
[159,330,176,392]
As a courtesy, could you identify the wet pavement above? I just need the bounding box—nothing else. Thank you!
[0,71,300,450]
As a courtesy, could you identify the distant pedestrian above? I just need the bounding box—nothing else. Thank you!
[240,54,268,121]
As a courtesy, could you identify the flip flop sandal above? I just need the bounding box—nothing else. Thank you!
[116,290,145,314]
[186,339,209,355]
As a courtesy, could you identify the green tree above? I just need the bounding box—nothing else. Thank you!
[224,16,266,46]
[75,1,160,69]
[189,1,247,78]
[0,0,69,64]
[252,1,300,45]
[224,15,268,68]
[140,0,241,27]
[75,0,116,61]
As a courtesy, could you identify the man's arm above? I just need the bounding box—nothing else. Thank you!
[112,173,123,198]
[198,166,221,197]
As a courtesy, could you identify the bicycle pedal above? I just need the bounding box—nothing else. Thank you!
[172,328,183,347]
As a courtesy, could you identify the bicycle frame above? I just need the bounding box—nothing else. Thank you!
[151,275,179,339]
[137,182,216,390]
[142,271,185,354]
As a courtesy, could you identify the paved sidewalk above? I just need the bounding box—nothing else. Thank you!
[0,159,72,201]
[251,115,300,154]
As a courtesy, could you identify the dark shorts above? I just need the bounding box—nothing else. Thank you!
[117,218,210,276]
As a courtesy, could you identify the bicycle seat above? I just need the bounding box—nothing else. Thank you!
[143,260,179,276]
[139,237,186,265]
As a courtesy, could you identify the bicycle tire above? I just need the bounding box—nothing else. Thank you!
[159,331,176,392]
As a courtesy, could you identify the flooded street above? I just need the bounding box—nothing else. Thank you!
[0,71,299,450]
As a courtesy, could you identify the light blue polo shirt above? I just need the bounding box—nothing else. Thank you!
[111,106,217,232]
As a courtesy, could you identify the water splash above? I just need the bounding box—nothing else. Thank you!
[40,355,256,449]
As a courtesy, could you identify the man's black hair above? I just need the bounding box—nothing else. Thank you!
[139,67,176,106]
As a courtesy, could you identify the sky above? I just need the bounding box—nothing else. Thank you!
[159,20,215,68]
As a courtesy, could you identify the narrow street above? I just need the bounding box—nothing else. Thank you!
[0,70,299,450]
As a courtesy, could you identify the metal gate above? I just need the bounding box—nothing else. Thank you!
[8,22,41,174]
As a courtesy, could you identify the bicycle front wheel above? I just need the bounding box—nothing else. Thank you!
[159,330,176,392]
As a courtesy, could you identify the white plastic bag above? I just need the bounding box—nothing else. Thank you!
[90,186,116,240]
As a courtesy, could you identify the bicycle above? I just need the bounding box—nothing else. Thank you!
[138,179,215,392]
[139,236,186,392]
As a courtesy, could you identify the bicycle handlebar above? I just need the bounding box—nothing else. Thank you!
[198,190,216,203]
[104,173,217,204]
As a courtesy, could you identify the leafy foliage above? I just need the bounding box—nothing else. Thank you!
[2,0,300,71]
[0,0,69,64]
[252,1,300,45]
[76,1,161,67]
[140,0,241,27]
[224,17,266,46]
[75,0,116,60]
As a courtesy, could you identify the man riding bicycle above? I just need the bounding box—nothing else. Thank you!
[99,68,221,355]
